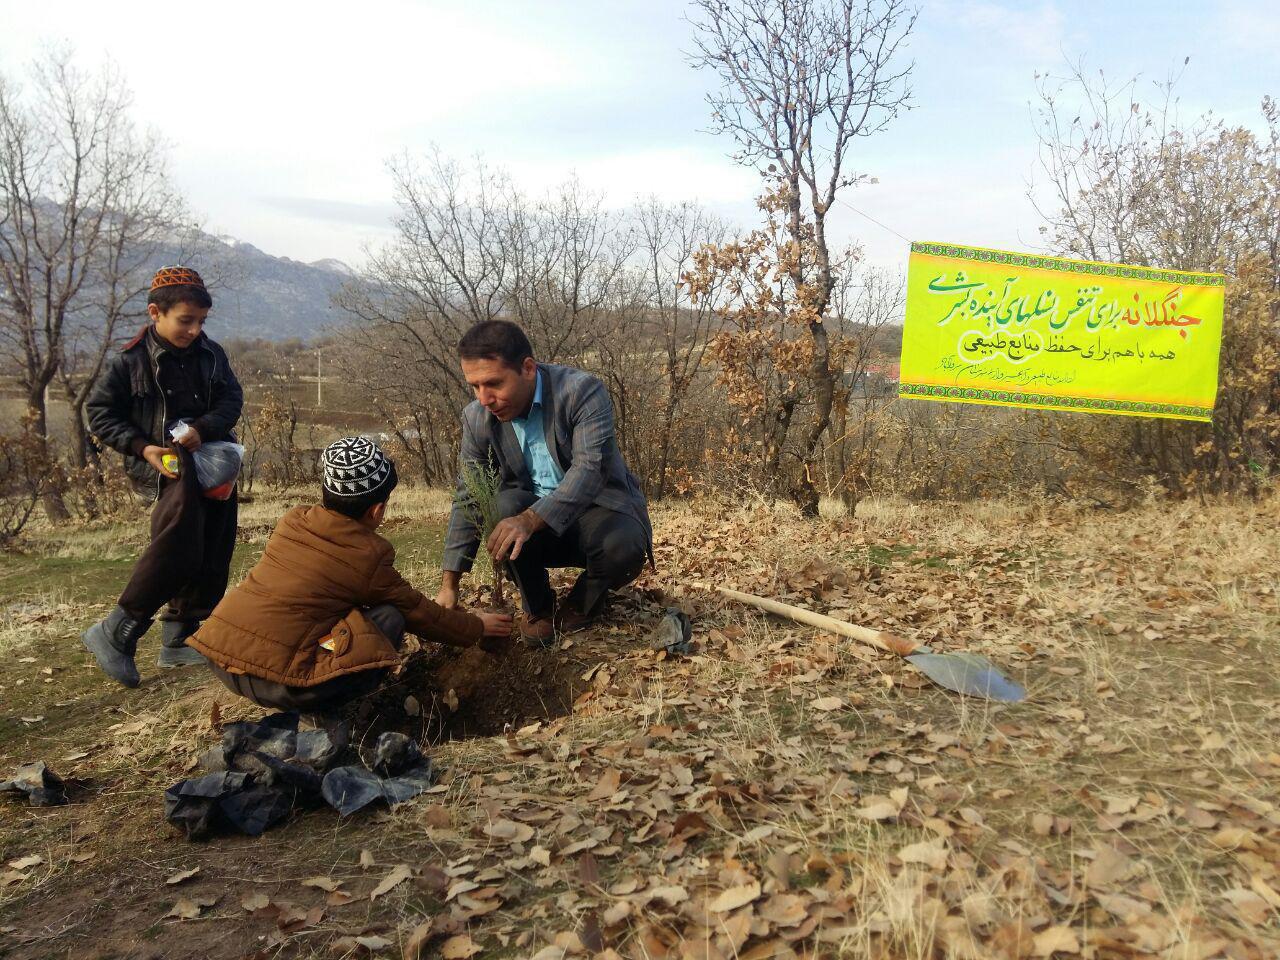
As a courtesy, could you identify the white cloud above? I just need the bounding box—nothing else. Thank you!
[1213,0,1280,52]
[935,0,1067,56]
[504,145,759,207]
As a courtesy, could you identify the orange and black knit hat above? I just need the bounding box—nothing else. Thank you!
[150,265,206,292]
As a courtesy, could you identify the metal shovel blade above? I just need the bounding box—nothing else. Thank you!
[904,648,1026,702]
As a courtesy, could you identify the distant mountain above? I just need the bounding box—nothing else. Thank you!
[165,232,358,342]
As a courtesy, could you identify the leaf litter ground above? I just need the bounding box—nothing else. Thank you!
[1,491,1277,958]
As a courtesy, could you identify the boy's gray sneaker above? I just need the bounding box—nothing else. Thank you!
[81,606,150,688]
[157,620,207,669]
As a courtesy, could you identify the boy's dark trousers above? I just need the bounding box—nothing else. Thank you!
[117,446,237,626]
[497,488,648,617]
[208,605,406,713]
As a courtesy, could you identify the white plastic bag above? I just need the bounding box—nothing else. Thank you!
[169,421,244,500]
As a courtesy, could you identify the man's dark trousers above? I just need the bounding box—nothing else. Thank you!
[117,446,238,625]
[498,489,647,617]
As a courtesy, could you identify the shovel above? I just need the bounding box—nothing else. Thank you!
[707,585,1026,702]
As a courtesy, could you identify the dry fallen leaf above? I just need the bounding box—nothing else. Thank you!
[422,804,451,829]
[602,900,633,926]
[759,892,808,927]
[1251,874,1280,909]
[485,819,535,843]
[301,875,341,892]
[1199,731,1228,752]
[370,864,413,901]
[240,893,270,912]
[165,867,200,885]
[1085,847,1134,887]
[1032,924,1080,956]
[587,768,622,802]
[445,880,480,902]
[165,895,217,920]
[8,855,43,871]
[1222,888,1271,926]
[710,880,761,912]
[440,934,482,959]
[898,840,947,871]
[855,799,900,821]
[810,696,844,711]
[646,884,689,906]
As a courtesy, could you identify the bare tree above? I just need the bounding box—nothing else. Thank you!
[634,198,726,498]
[0,50,180,518]
[508,178,632,365]
[825,264,903,512]
[688,0,915,513]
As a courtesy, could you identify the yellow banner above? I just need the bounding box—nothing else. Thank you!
[899,242,1225,422]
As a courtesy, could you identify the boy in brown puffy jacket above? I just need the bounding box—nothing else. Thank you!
[190,437,511,713]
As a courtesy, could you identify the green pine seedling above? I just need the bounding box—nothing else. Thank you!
[456,456,507,606]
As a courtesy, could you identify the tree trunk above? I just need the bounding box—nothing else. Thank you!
[654,392,679,501]
[67,400,90,470]
[26,392,71,521]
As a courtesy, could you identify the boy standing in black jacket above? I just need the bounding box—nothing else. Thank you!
[82,266,244,687]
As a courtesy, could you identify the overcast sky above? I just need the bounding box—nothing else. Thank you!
[1,0,1274,273]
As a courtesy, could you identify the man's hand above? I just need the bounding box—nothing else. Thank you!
[487,509,547,563]
[142,444,179,479]
[435,571,461,610]
[173,424,202,451]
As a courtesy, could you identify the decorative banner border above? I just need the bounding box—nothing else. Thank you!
[898,382,1214,422]
[909,242,1226,287]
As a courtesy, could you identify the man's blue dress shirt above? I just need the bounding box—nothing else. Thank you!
[511,371,565,498]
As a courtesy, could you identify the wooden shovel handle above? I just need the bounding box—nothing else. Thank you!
[708,585,920,658]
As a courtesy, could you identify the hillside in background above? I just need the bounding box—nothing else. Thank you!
[175,231,357,342]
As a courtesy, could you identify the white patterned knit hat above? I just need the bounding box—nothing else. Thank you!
[320,437,395,500]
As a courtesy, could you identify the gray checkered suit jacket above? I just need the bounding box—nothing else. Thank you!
[442,363,653,574]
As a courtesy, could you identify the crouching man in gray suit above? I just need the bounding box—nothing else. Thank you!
[435,321,653,645]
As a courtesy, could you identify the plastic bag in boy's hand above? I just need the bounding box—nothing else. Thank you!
[193,442,244,500]
[170,420,244,500]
